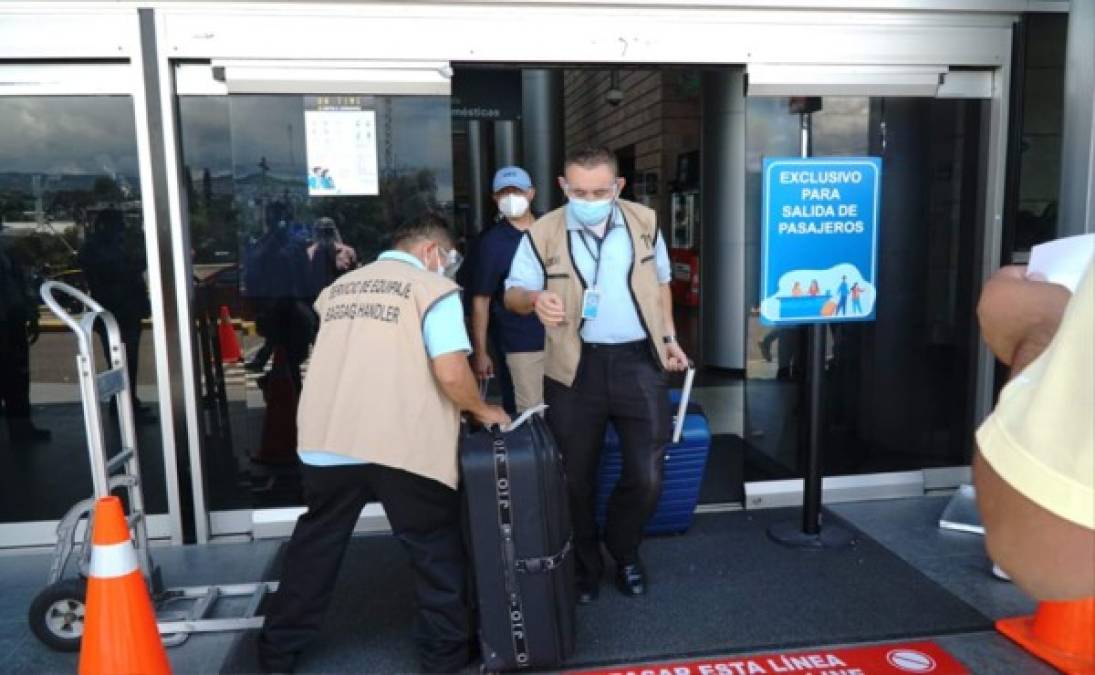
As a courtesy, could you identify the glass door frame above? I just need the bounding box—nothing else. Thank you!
[740,67,1004,508]
[154,3,1018,541]
[0,15,187,548]
[170,61,456,541]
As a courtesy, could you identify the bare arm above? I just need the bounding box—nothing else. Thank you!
[975,265,1070,371]
[973,265,1093,600]
[660,284,678,340]
[431,352,509,427]
[470,295,494,378]
[504,287,538,316]
[974,452,1095,600]
[660,284,689,371]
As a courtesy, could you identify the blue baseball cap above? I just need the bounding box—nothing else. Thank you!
[492,166,532,193]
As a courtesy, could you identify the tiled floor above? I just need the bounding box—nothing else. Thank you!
[0,497,1062,674]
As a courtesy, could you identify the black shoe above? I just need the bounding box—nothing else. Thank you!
[759,339,773,363]
[8,421,51,442]
[133,401,157,424]
[615,562,646,597]
[245,359,267,374]
[256,642,296,674]
[577,578,600,605]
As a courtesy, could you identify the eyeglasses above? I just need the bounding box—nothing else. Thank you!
[562,183,618,201]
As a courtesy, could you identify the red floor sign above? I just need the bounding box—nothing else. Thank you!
[568,641,968,675]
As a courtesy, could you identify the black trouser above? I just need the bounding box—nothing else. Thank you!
[488,320,516,415]
[259,463,471,673]
[94,318,142,404]
[544,341,670,583]
[0,316,32,419]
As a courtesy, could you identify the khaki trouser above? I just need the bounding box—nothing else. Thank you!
[505,351,545,412]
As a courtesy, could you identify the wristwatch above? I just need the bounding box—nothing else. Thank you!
[663,335,677,344]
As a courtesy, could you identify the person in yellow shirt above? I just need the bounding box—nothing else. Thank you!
[974,261,1094,601]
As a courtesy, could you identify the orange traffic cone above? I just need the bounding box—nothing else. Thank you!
[79,496,171,675]
[997,597,1095,674]
[218,305,243,363]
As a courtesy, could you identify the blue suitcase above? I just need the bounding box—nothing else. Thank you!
[595,389,712,535]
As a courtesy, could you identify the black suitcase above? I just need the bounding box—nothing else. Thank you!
[461,416,576,671]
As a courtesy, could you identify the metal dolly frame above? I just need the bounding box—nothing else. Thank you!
[29,281,278,652]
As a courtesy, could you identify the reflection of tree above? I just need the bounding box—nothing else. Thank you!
[93,176,124,202]
[0,172,138,278]
[186,165,241,265]
[4,228,82,281]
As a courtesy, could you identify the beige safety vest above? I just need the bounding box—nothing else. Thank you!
[297,258,463,488]
[527,198,669,388]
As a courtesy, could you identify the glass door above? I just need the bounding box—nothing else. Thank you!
[175,62,454,536]
[741,67,997,501]
[0,65,171,544]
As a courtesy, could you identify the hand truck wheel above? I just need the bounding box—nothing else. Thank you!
[28,578,88,652]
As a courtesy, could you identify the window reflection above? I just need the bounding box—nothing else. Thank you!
[743,96,985,481]
[179,93,455,512]
[0,96,165,523]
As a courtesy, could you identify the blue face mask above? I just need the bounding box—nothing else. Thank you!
[568,197,614,227]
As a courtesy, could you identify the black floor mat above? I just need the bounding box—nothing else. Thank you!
[221,508,990,674]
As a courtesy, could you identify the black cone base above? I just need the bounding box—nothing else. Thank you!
[767,518,856,550]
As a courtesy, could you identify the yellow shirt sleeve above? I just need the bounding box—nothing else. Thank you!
[975,262,1095,530]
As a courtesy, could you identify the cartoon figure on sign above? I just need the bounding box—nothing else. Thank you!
[320,169,335,190]
[851,283,864,314]
[762,264,877,323]
[836,275,850,315]
[308,167,323,190]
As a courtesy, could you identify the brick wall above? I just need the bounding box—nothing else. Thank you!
[563,69,701,241]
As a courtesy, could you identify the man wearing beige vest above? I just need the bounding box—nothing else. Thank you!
[258,215,510,674]
[505,146,689,604]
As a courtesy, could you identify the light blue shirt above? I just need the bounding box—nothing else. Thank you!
[300,250,470,467]
[505,205,672,344]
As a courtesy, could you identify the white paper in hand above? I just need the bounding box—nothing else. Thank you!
[1027,234,1095,293]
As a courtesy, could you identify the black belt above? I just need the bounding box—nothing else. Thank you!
[583,339,648,352]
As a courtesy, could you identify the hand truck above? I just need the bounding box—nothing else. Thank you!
[29,281,278,652]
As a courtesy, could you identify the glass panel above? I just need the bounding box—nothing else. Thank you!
[178,92,454,512]
[0,96,166,522]
[744,96,986,481]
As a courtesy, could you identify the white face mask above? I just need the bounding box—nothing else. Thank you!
[498,194,530,220]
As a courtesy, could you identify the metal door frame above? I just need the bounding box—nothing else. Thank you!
[0,11,186,547]
[149,2,1021,540]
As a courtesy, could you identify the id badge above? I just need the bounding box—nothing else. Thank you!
[581,289,602,320]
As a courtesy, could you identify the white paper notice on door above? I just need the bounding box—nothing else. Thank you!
[304,96,379,197]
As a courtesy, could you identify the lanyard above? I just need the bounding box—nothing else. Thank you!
[575,211,613,288]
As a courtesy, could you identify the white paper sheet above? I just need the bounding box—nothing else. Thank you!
[304,96,379,197]
[1027,233,1095,293]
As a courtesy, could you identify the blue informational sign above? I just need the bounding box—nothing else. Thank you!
[760,157,881,326]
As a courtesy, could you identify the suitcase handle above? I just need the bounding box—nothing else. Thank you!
[503,404,549,433]
[672,365,696,444]
[515,538,572,574]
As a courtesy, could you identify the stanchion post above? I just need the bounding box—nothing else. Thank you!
[766,108,854,550]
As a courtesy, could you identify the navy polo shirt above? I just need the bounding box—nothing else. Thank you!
[471,219,545,354]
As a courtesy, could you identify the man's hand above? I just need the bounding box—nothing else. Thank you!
[473,404,511,429]
[666,341,689,372]
[977,265,1071,373]
[472,352,494,380]
[534,291,566,327]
